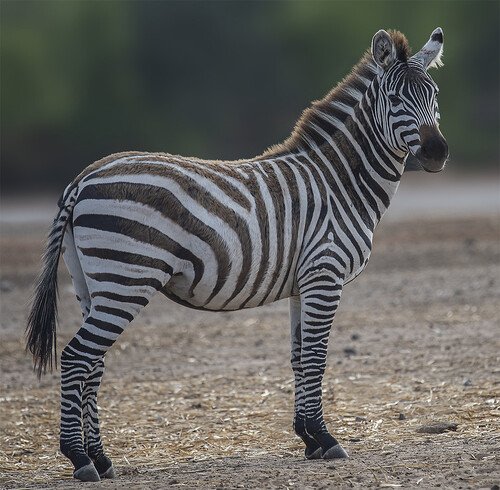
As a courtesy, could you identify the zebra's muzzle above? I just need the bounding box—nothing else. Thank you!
[415,124,449,173]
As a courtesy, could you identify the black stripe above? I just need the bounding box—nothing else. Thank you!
[67,336,107,358]
[86,272,163,291]
[91,290,149,306]
[86,316,127,335]
[76,327,116,348]
[258,165,288,305]
[273,160,301,300]
[80,247,173,276]
[94,305,134,322]
[236,168,271,308]
[431,31,443,43]
[304,299,341,312]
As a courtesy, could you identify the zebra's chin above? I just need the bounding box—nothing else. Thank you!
[421,164,445,174]
[414,152,447,173]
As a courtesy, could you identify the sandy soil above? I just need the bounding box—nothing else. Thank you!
[1,175,499,489]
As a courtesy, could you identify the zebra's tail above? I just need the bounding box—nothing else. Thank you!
[26,186,78,378]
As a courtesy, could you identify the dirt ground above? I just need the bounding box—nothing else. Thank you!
[1,175,499,489]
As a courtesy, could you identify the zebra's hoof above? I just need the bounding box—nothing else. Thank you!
[100,464,116,479]
[93,454,116,479]
[305,446,323,459]
[73,463,100,482]
[322,443,349,460]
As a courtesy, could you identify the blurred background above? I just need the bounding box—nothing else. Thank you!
[1,0,499,194]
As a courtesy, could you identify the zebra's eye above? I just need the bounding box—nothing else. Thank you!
[389,95,402,106]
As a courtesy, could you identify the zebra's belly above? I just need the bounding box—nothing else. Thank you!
[161,270,291,312]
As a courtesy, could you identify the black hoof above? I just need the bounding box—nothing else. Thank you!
[322,443,349,460]
[305,446,323,459]
[100,464,116,479]
[73,463,100,482]
[93,454,116,479]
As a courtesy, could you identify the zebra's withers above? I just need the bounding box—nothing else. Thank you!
[26,28,448,481]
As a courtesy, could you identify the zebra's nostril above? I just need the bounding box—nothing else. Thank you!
[421,144,431,158]
[421,138,448,161]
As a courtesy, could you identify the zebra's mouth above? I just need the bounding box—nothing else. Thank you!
[421,164,445,173]
[414,148,448,173]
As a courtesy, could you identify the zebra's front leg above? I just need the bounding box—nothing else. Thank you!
[298,284,349,460]
[289,296,323,459]
[82,357,115,479]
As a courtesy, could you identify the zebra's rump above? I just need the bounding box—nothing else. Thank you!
[69,153,298,311]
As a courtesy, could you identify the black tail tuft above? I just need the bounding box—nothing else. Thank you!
[26,202,71,378]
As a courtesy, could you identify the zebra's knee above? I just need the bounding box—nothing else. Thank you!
[61,344,82,366]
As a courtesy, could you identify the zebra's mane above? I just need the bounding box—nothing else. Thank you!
[262,30,411,158]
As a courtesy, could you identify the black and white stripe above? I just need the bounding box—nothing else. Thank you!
[26,27,447,480]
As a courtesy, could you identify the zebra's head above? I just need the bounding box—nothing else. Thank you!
[371,28,448,172]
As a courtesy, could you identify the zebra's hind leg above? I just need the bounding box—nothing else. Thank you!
[60,338,100,482]
[61,230,115,480]
[82,357,116,479]
[61,231,100,481]
[60,263,167,479]
[59,298,149,481]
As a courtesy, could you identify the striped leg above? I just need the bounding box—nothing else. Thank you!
[61,231,115,480]
[60,248,168,480]
[59,316,116,481]
[289,296,322,459]
[60,333,98,481]
[60,292,152,481]
[82,358,115,479]
[297,280,348,460]
[63,227,112,475]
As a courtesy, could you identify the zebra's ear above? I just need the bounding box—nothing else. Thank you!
[411,27,444,70]
[371,29,396,71]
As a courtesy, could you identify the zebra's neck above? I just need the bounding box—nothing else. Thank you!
[262,54,407,228]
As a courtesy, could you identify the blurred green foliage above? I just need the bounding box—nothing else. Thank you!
[1,0,498,192]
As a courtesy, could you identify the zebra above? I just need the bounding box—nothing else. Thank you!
[26,28,448,481]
